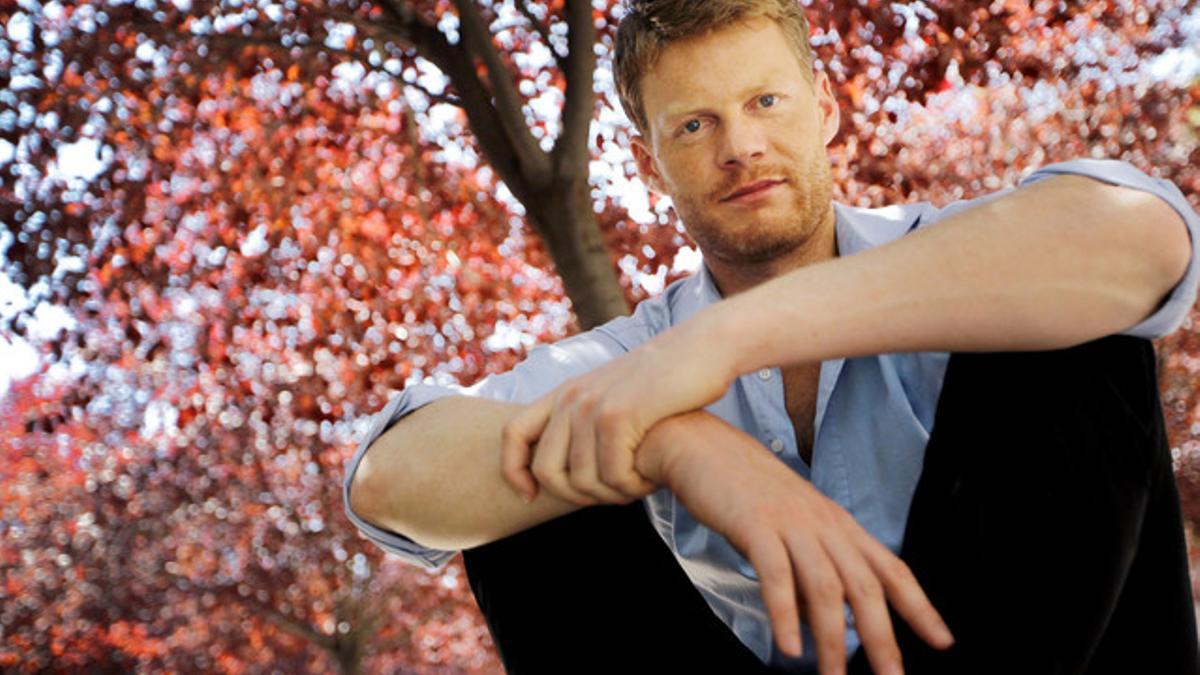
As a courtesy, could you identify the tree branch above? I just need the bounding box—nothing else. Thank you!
[553,0,597,176]
[451,0,550,186]
[372,0,540,202]
[131,18,465,108]
[165,573,339,652]
[255,601,339,652]
[516,0,568,71]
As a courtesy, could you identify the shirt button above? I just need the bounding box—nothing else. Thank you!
[769,438,785,453]
[757,368,772,380]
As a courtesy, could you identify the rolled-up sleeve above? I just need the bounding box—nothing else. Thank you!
[343,382,463,569]
[1018,158,1200,339]
[342,329,630,570]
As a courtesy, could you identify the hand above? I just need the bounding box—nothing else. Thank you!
[658,411,955,675]
[500,310,738,505]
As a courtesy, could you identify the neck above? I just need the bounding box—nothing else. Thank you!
[703,202,838,298]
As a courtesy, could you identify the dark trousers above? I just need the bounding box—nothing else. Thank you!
[461,336,1199,674]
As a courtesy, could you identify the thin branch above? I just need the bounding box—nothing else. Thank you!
[256,601,339,652]
[138,6,543,204]
[131,18,466,108]
[553,0,598,175]
[451,0,550,184]
[164,572,338,652]
[136,17,470,111]
[372,0,539,201]
[516,0,568,71]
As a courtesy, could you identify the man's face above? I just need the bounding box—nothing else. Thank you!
[631,17,840,266]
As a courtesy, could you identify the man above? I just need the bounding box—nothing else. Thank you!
[345,1,1200,673]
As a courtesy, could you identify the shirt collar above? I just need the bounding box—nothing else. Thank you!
[834,200,926,256]
[670,200,925,324]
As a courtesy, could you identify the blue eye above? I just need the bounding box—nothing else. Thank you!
[683,119,702,134]
[759,94,777,108]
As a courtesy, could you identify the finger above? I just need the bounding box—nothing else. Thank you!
[596,419,659,500]
[567,407,629,503]
[816,524,902,675]
[745,530,804,659]
[531,404,597,506]
[500,394,554,501]
[784,532,847,675]
[856,531,954,650]
[593,400,655,497]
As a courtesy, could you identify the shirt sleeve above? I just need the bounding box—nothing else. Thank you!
[917,158,1200,339]
[342,328,629,570]
[1019,159,1199,339]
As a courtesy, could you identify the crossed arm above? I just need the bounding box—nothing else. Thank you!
[351,170,1194,675]
[492,172,1193,673]
[503,173,1193,508]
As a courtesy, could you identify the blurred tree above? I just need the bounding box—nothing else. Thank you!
[1,0,1198,671]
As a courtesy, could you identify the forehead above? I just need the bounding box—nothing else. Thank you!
[639,17,806,127]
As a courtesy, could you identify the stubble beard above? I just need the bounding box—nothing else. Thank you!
[675,160,834,266]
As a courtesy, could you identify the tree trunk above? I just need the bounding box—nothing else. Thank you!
[334,644,362,675]
[530,175,631,329]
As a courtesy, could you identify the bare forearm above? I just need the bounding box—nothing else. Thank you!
[349,395,678,551]
[713,174,1190,374]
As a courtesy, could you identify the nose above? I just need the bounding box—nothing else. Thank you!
[717,115,767,169]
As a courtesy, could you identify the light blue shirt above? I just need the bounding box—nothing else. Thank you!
[343,159,1200,671]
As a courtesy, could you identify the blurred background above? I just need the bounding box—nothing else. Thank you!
[1,0,1198,672]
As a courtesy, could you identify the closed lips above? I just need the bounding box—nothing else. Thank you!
[724,180,783,201]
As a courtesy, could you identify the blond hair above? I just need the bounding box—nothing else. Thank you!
[614,0,817,138]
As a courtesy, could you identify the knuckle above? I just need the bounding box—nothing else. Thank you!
[885,558,917,585]
[847,574,883,602]
[562,385,594,413]
[600,486,630,504]
[501,465,522,485]
[757,559,791,586]
[568,473,595,493]
[596,459,627,482]
[531,464,553,484]
[613,477,646,496]
[500,420,520,446]
[595,462,617,483]
[557,383,580,404]
[595,401,625,427]
[811,576,844,603]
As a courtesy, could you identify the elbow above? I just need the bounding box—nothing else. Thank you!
[1140,196,1192,303]
[347,438,444,548]
[350,466,376,523]
[1094,181,1192,312]
[348,450,391,530]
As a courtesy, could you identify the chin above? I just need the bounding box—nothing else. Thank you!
[704,231,808,265]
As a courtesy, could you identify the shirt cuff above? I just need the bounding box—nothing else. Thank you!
[342,383,462,570]
[1019,158,1200,339]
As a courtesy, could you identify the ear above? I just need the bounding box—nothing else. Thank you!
[814,69,840,147]
[631,134,669,196]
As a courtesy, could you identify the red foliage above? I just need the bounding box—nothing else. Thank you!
[0,0,1197,670]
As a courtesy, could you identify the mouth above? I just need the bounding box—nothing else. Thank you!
[721,179,785,202]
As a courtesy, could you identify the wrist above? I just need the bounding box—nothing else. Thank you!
[635,413,694,486]
[638,410,721,491]
[691,302,752,380]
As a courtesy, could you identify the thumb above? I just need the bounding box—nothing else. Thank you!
[501,394,554,501]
